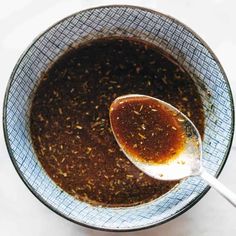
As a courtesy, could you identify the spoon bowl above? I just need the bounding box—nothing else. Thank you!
[110,95,202,181]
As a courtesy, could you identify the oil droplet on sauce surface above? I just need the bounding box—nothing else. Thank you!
[110,96,186,164]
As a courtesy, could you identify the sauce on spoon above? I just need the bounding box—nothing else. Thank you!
[110,95,186,164]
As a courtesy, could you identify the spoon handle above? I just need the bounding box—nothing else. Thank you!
[200,169,236,207]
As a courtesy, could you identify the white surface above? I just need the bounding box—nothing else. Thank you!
[0,0,235,235]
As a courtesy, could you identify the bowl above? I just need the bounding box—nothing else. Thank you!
[3,5,234,231]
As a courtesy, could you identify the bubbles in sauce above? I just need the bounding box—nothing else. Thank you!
[110,96,186,164]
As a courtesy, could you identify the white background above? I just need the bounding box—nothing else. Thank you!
[0,0,236,235]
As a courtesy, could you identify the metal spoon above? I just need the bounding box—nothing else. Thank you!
[109,94,236,207]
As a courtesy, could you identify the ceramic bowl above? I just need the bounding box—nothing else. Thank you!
[3,5,234,231]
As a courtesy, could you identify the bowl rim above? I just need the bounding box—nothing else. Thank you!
[3,4,235,232]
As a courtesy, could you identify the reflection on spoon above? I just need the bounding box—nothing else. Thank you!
[109,94,236,207]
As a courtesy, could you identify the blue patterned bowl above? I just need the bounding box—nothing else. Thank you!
[3,5,234,231]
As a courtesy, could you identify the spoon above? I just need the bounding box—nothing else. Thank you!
[109,94,236,207]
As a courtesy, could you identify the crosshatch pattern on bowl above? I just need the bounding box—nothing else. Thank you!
[3,5,234,231]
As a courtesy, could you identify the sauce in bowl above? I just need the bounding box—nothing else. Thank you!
[30,37,204,207]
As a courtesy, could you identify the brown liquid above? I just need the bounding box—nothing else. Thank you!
[110,96,186,164]
[30,37,205,207]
